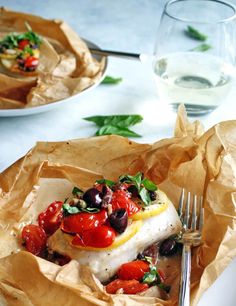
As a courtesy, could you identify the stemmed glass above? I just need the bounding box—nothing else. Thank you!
[153,0,236,115]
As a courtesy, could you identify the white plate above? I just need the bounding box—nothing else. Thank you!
[0,39,108,117]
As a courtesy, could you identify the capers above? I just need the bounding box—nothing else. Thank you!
[109,208,128,233]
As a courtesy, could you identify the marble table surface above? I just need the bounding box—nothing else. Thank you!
[0,0,236,305]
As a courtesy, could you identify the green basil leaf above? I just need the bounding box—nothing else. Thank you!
[119,172,142,191]
[139,187,151,205]
[84,114,143,128]
[185,26,207,41]
[62,203,80,215]
[72,186,83,196]
[141,178,157,191]
[81,207,100,213]
[142,272,156,284]
[190,43,212,52]
[101,75,122,84]
[95,125,141,137]
[96,178,116,187]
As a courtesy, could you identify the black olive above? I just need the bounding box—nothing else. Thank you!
[101,185,113,208]
[137,253,145,260]
[83,188,103,208]
[159,238,179,257]
[109,208,128,233]
[149,191,157,201]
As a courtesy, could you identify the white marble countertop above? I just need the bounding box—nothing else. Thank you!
[0,0,236,305]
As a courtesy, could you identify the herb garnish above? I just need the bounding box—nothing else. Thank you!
[142,265,171,293]
[72,186,83,197]
[83,114,143,138]
[101,75,122,84]
[119,172,157,205]
[96,178,116,188]
[185,25,207,41]
[190,43,212,52]
[63,203,100,216]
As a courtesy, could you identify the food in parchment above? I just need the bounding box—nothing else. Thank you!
[0,23,41,76]
[21,172,182,296]
[0,8,105,109]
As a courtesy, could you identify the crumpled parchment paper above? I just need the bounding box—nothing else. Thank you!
[0,105,236,305]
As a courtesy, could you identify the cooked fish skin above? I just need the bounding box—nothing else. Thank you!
[47,191,182,282]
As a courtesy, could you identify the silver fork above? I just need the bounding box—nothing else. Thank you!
[178,189,204,306]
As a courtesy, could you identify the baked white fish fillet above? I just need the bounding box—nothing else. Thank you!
[48,190,181,282]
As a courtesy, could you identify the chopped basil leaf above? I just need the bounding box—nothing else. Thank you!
[96,178,116,187]
[142,178,158,191]
[185,26,207,41]
[95,125,141,137]
[62,203,80,215]
[190,43,212,52]
[101,75,122,84]
[81,207,100,213]
[119,172,157,205]
[142,265,170,293]
[72,186,83,196]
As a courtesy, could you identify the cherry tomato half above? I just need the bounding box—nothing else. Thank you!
[72,225,116,248]
[117,260,150,281]
[18,39,30,50]
[111,190,140,217]
[25,56,39,68]
[22,224,47,255]
[61,209,108,234]
[38,201,63,235]
[106,279,149,294]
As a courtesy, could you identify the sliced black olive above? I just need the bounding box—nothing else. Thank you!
[83,188,102,208]
[127,185,139,197]
[109,208,128,234]
[159,238,179,257]
[101,185,113,208]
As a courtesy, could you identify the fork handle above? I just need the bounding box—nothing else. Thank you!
[179,244,191,306]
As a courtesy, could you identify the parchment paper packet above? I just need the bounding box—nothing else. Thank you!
[0,105,236,305]
[0,7,105,109]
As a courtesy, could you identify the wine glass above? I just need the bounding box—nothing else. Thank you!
[153,0,236,116]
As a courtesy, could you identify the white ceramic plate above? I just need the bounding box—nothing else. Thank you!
[0,39,108,117]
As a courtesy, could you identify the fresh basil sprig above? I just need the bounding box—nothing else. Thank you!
[101,75,122,85]
[83,114,143,138]
[72,186,83,197]
[185,25,207,41]
[119,172,157,206]
[190,43,212,52]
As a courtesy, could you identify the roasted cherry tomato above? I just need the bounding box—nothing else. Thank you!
[22,224,47,255]
[111,190,140,217]
[25,56,39,67]
[117,260,150,281]
[18,39,30,50]
[38,201,63,235]
[72,225,116,248]
[61,209,108,234]
[106,279,149,294]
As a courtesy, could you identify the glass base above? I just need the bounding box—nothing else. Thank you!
[170,103,218,116]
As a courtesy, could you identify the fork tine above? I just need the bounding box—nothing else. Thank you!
[178,188,185,221]
[183,191,191,229]
[198,196,204,231]
[191,195,197,230]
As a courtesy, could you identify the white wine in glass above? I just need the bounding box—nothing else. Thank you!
[153,0,236,115]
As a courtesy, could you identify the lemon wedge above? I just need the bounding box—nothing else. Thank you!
[68,220,142,251]
[132,202,168,220]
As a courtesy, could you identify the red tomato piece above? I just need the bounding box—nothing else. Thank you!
[106,279,149,294]
[61,209,108,234]
[111,190,140,217]
[22,224,47,255]
[72,225,116,248]
[118,260,150,281]
[18,39,30,50]
[38,201,63,235]
[25,56,39,67]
